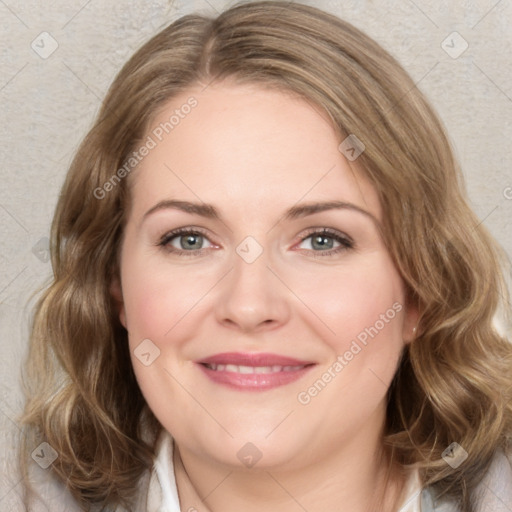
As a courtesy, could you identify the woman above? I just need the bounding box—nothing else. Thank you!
[19,1,512,511]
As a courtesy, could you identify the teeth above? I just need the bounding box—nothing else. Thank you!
[206,363,304,373]
[254,366,273,374]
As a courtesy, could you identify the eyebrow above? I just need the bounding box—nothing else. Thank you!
[142,199,379,226]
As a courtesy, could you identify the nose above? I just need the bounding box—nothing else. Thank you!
[214,243,291,334]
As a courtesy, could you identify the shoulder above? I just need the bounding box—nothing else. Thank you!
[10,461,84,511]
[472,448,512,511]
[421,448,512,511]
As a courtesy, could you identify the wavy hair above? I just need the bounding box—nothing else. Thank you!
[20,1,512,510]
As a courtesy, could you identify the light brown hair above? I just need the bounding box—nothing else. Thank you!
[20,1,512,511]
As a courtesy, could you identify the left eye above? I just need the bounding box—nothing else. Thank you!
[297,229,354,254]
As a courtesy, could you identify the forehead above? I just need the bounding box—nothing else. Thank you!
[128,80,382,223]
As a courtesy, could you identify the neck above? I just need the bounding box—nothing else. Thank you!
[173,422,407,512]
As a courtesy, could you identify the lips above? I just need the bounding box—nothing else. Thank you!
[196,352,315,391]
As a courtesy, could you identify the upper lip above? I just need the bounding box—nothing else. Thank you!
[197,352,315,367]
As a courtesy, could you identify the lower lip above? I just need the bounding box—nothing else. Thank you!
[197,364,315,391]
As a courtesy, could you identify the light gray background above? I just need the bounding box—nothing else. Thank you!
[1,0,511,507]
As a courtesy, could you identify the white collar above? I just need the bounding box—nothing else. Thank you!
[397,466,423,512]
[147,430,423,512]
[147,431,181,512]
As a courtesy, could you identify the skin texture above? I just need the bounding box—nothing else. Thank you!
[113,79,418,512]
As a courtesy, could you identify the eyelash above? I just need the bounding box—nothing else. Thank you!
[298,227,354,256]
[158,227,212,258]
[157,227,354,258]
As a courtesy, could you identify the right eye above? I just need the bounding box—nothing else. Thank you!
[158,227,215,257]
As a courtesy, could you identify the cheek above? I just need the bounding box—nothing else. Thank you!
[120,258,196,424]
[291,257,406,417]
[292,257,405,353]
[292,261,406,422]
[120,255,211,343]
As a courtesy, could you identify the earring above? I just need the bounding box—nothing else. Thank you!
[412,326,417,334]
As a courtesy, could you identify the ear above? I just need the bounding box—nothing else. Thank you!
[401,298,420,344]
[110,275,127,329]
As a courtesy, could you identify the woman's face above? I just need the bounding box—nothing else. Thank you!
[115,80,417,471]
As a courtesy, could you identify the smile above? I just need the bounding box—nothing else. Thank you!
[204,363,306,373]
[196,352,316,391]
